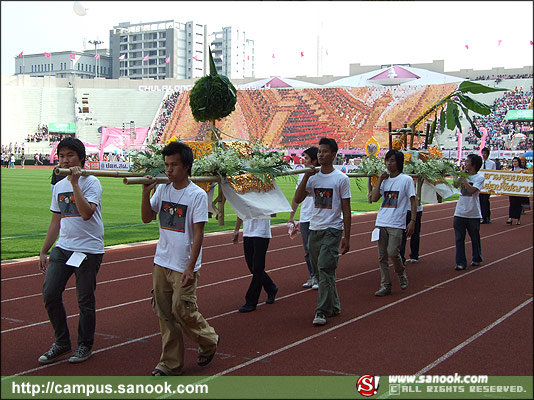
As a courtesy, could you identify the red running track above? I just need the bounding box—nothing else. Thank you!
[1,196,532,377]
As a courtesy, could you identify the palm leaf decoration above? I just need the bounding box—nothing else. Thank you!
[410,81,507,145]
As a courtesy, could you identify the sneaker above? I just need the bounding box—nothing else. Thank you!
[471,261,481,266]
[313,312,327,326]
[406,258,419,264]
[311,276,319,290]
[455,264,467,271]
[38,343,71,364]
[399,273,409,290]
[266,287,278,304]
[68,344,92,363]
[302,278,313,288]
[374,285,392,296]
[238,304,256,313]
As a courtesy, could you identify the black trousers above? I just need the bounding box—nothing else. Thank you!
[243,237,277,307]
[479,193,491,221]
[400,210,422,262]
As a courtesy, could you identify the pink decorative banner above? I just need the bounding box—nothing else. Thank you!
[478,127,488,155]
[99,127,149,161]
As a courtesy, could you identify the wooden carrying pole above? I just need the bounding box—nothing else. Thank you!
[123,167,319,185]
[55,168,146,178]
[123,176,221,185]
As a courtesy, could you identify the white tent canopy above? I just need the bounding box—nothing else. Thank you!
[103,144,122,153]
[327,65,465,88]
[238,76,321,89]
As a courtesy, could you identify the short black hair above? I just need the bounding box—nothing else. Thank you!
[57,137,86,166]
[303,146,318,162]
[467,153,483,172]
[318,137,338,154]
[161,141,194,176]
[384,149,405,173]
[481,147,490,156]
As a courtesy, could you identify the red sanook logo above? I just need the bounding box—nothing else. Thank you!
[356,375,380,397]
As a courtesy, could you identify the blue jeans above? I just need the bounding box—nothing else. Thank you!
[42,247,103,348]
[453,216,482,267]
[299,221,314,278]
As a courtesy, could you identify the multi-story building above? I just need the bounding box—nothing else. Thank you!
[14,50,111,79]
[109,20,208,80]
[210,27,255,79]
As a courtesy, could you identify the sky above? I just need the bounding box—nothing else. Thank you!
[1,1,533,79]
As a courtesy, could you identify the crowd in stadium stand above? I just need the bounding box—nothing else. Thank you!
[471,73,533,82]
[25,124,70,144]
[151,91,181,143]
[464,86,533,150]
[2,143,24,154]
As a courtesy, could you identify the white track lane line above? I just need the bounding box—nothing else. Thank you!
[1,210,526,304]
[1,220,531,331]
[0,202,514,285]
[6,247,531,377]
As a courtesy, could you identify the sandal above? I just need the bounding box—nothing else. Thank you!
[198,335,220,367]
[506,219,512,225]
[151,368,167,376]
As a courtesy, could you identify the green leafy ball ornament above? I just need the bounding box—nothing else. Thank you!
[189,47,237,122]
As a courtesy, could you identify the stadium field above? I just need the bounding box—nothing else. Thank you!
[0,167,458,260]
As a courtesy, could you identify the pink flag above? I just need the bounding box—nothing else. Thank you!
[326,49,329,56]
[142,55,149,61]
[118,54,125,60]
[498,40,502,46]
[70,53,76,60]
[464,45,469,50]
[192,55,198,61]
[530,40,533,45]
[18,51,23,58]
[300,52,304,57]
[247,55,249,60]
[94,54,100,59]
[165,57,170,63]
[44,52,51,58]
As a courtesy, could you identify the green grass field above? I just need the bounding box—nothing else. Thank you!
[0,168,458,260]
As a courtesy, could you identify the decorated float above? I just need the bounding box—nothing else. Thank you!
[56,61,512,218]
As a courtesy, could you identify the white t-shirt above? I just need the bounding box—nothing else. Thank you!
[150,181,208,273]
[50,175,104,254]
[243,218,271,238]
[481,159,496,170]
[454,173,484,219]
[305,169,351,231]
[375,173,416,230]
[296,174,314,223]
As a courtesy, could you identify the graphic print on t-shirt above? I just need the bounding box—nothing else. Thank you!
[460,181,473,196]
[314,188,333,209]
[382,191,399,208]
[58,192,80,217]
[159,201,188,232]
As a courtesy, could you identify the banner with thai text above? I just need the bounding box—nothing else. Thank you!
[100,161,131,171]
[480,169,533,197]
